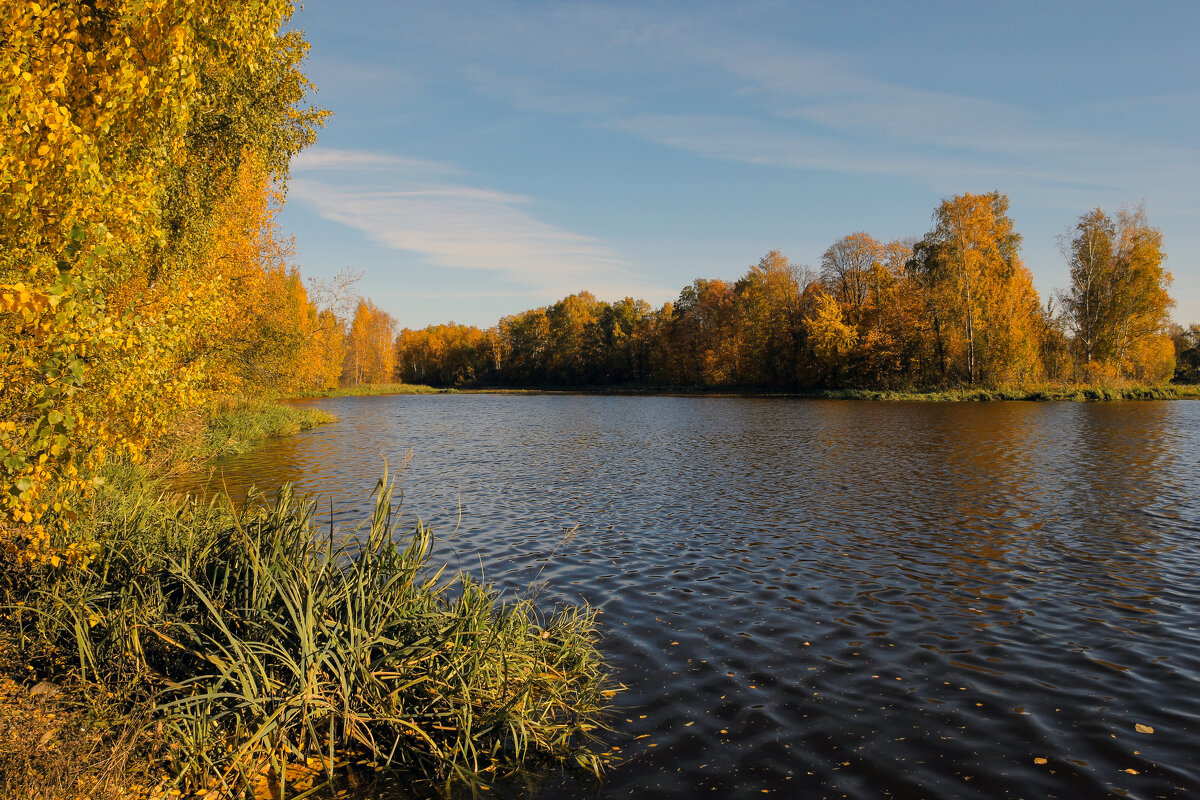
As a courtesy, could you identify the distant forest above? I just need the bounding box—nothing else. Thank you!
[389,192,1197,391]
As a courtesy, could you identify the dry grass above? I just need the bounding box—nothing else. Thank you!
[0,674,159,800]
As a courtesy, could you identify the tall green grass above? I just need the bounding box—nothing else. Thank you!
[6,466,614,797]
[151,396,338,475]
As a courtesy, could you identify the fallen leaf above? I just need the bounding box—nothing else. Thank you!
[1135,723,1154,734]
[1123,768,1139,775]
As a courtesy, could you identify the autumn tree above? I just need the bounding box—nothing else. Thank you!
[197,159,329,391]
[497,308,552,385]
[1062,207,1174,383]
[395,323,497,386]
[909,192,1043,386]
[588,298,652,384]
[804,290,858,370]
[544,292,602,384]
[815,235,926,386]
[344,299,397,385]
[820,233,879,326]
[0,0,323,563]
[669,279,739,385]
[635,302,678,385]
[733,251,812,387]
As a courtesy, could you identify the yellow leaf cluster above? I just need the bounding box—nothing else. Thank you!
[1,0,328,566]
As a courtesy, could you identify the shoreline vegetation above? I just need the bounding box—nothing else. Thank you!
[284,383,456,399]
[465,384,1200,401]
[2,8,624,797]
[156,397,339,474]
[289,382,1200,403]
[0,400,616,799]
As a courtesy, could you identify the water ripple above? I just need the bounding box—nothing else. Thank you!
[177,396,1200,799]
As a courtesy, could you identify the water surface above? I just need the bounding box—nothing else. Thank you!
[179,395,1200,799]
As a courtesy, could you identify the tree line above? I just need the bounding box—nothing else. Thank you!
[394,192,1185,391]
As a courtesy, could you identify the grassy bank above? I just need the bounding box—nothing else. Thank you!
[285,382,451,398]
[460,383,1200,401]
[148,396,338,477]
[0,399,615,798]
[813,384,1200,401]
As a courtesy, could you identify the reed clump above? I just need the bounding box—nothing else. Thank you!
[3,466,614,797]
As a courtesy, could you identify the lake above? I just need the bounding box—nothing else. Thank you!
[178,394,1200,799]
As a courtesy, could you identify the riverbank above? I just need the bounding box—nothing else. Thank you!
[152,396,338,474]
[459,383,1200,401]
[0,397,615,799]
[284,382,452,398]
[271,381,1200,402]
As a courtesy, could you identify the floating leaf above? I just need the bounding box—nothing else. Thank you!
[1135,723,1154,734]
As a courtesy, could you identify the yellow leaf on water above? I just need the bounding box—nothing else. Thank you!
[1033,757,1048,765]
[1123,768,1139,775]
[1135,723,1154,734]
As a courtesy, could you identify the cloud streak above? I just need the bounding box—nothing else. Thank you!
[289,148,645,297]
[420,4,1198,211]
[291,148,458,174]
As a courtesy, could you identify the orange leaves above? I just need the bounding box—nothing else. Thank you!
[396,323,497,387]
[346,299,397,386]
[804,291,858,363]
[194,159,347,393]
[0,1,190,274]
[909,191,1043,385]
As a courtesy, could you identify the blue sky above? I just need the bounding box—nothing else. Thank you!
[280,1,1200,329]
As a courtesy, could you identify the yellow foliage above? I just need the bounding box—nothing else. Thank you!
[1122,335,1175,385]
[804,292,858,362]
[0,0,326,566]
[345,299,397,385]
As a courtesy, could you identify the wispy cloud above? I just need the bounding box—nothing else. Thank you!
[292,148,458,174]
[418,5,1197,211]
[607,112,1107,186]
[289,148,654,298]
[606,111,1199,215]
